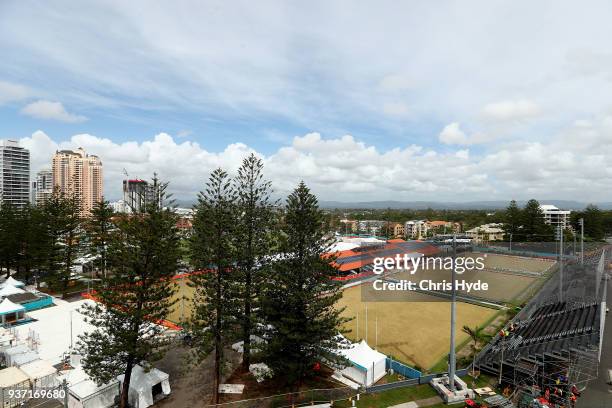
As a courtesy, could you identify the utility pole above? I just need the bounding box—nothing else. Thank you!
[580,218,584,266]
[449,234,457,392]
[63,379,69,407]
[509,233,513,252]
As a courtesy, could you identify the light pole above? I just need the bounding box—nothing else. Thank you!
[449,234,457,392]
[579,218,584,266]
[558,225,564,303]
[509,233,513,252]
[498,333,505,386]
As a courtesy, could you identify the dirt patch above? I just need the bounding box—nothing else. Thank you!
[155,341,241,407]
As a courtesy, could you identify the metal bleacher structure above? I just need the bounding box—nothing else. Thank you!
[476,247,609,407]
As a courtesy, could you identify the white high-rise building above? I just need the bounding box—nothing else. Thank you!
[0,140,30,208]
[35,168,53,205]
[540,204,571,229]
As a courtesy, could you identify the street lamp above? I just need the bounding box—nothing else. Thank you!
[449,234,457,392]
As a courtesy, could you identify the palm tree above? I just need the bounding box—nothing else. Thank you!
[462,325,491,377]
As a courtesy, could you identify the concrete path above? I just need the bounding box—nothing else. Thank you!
[387,402,418,408]
[387,395,443,408]
[415,396,444,407]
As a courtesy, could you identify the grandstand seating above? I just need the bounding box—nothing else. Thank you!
[478,300,602,384]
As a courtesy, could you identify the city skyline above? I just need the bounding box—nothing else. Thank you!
[1,1,612,202]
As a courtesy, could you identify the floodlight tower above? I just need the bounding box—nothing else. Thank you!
[449,234,457,392]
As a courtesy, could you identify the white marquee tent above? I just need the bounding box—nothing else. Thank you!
[117,365,170,408]
[338,339,387,386]
[0,285,25,298]
[0,298,26,326]
[19,358,59,389]
[65,365,119,408]
[3,344,29,366]
[0,277,25,288]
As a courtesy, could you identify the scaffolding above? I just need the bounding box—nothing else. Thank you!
[477,247,608,407]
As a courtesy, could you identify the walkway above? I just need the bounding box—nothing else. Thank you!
[388,395,443,408]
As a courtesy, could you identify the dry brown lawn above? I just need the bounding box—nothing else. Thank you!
[475,252,555,273]
[336,283,497,370]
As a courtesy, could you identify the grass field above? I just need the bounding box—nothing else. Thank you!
[389,267,538,303]
[337,284,498,370]
[164,253,551,370]
[475,252,555,273]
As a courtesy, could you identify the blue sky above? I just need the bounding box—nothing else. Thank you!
[1,1,612,202]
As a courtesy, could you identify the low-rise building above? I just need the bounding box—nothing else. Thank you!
[427,220,461,234]
[465,223,505,243]
[404,220,429,239]
[339,219,358,234]
[358,220,386,236]
[389,222,405,238]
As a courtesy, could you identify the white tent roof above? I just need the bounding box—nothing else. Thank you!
[0,297,26,315]
[340,340,386,370]
[117,365,170,408]
[19,359,57,380]
[117,365,169,392]
[0,366,29,387]
[1,276,25,288]
[0,284,25,298]
[65,365,119,400]
[12,351,39,367]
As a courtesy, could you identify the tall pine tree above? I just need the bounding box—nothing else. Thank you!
[0,203,19,278]
[189,168,239,404]
[42,188,83,295]
[87,199,115,278]
[234,154,276,371]
[78,176,181,408]
[521,199,552,241]
[503,200,522,240]
[262,182,349,389]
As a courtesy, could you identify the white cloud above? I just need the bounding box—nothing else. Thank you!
[4,1,612,135]
[18,126,612,203]
[382,101,410,117]
[482,99,541,121]
[439,122,469,145]
[21,100,87,123]
[379,74,414,92]
[0,81,30,105]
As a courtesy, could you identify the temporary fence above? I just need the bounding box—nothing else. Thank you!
[386,358,421,379]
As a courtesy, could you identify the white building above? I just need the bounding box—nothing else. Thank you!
[404,220,429,239]
[34,168,53,206]
[465,223,505,243]
[109,199,128,213]
[0,140,30,208]
[540,204,571,229]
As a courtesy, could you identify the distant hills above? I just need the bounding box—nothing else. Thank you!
[165,199,612,211]
[318,200,612,210]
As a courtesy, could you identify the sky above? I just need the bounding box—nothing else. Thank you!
[1,0,612,203]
